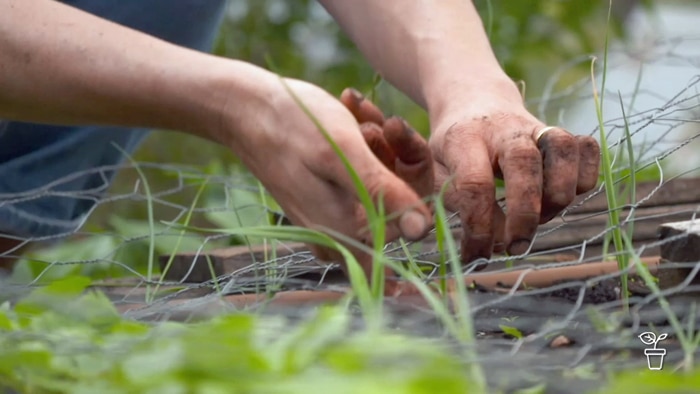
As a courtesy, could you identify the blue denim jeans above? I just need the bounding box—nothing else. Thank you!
[0,0,227,238]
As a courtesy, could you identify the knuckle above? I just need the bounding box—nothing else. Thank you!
[358,100,385,125]
[443,123,480,147]
[362,168,391,200]
[452,176,494,195]
[544,132,579,160]
[577,135,601,152]
[360,122,383,139]
[501,143,542,175]
[451,177,495,215]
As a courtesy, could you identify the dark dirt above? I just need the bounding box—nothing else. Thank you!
[537,278,621,304]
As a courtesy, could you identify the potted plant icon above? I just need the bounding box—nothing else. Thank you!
[639,331,668,370]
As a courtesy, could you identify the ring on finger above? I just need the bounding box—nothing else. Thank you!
[535,126,556,144]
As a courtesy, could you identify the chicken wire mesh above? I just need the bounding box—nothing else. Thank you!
[1,34,700,393]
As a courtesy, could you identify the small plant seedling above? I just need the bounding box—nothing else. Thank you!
[500,325,524,340]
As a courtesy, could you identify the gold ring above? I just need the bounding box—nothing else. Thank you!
[535,126,556,143]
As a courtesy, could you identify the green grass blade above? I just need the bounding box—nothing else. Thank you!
[590,0,629,309]
[621,231,694,370]
[156,178,210,299]
[618,93,636,243]
[112,144,157,303]
[433,181,485,391]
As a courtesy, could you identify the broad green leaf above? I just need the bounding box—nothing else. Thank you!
[109,216,208,256]
[11,236,118,283]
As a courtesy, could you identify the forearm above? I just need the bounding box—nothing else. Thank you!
[0,0,269,144]
[319,0,522,122]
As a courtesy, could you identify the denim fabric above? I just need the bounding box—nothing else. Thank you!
[0,0,227,237]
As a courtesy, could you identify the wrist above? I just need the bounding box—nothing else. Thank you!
[424,74,524,132]
[173,57,278,147]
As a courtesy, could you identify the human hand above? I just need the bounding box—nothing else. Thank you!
[428,93,600,267]
[223,78,433,286]
[338,88,434,202]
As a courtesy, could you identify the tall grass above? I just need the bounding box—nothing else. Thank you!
[590,1,630,310]
[589,1,700,372]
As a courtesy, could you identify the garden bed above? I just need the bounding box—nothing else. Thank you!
[104,179,700,392]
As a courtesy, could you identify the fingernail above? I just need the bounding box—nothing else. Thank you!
[508,239,531,255]
[400,118,415,135]
[349,88,364,101]
[399,210,427,241]
[387,116,414,136]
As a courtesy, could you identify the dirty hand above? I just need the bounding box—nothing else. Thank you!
[339,88,435,201]
[224,78,433,281]
[428,95,600,266]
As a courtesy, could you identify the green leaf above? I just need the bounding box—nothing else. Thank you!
[122,341,185,383]
[109,216,207,256]
[499,324,524,339]
[42,275,92,295]
[11,236,119,283]
[599,367,700,393]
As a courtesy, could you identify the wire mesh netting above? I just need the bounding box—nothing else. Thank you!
[2,34,700,394]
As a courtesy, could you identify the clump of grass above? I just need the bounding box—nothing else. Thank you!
[590,0,630,310]
[585,0,700,379]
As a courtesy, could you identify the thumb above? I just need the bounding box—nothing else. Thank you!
[351,157,432,241]
[308,124,432,242]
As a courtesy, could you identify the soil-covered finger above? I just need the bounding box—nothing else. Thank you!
[575,135,601,194]
[492,203,507,254]
[383,117,434,198]
[339,88,385,126]
[360,122,396,171]
[537,128,579,223]
[383,117,430,164]
[498,140,543,255]
[442,134,496,263]
[308,243,341,263]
